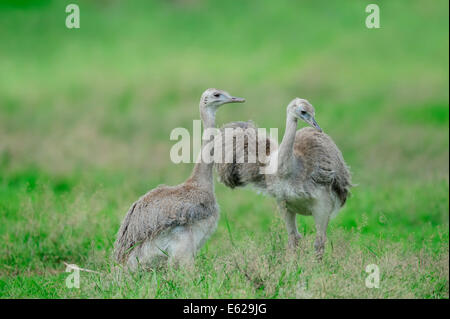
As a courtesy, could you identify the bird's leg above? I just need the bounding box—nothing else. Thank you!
[170,254,195,270]
[313,212,329,260]
[278,201,302,249]
[168,230,196,269]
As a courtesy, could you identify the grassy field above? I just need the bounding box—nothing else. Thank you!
[0,0,448,298]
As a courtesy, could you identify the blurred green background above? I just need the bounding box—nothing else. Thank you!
[0,0,448,298]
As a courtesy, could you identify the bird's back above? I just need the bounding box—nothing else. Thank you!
[113,182,218,262]
[294,127,352,206]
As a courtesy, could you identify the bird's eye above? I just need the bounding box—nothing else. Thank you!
[213,93,220,97]
[300,110,307,115]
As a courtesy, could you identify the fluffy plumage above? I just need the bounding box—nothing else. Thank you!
[214,121,277,190]
[215,125,351,206]
[114,182,218,263]
[293,127,351,206]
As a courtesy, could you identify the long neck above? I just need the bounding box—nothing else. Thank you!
[188,107,216,188]
[277,113,298,176]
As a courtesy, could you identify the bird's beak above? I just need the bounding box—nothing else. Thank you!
[228,96,246,103]
[311,117,322,132]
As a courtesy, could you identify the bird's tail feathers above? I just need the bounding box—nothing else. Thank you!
[214,121,276,189]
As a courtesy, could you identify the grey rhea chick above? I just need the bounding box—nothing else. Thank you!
[267,98,352,258]
[114,89,245,270]
[215,98,352,259]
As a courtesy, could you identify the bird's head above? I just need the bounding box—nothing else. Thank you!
[287,97,322,132]
[200,88,245,111]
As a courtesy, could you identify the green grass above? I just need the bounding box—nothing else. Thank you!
[0,0,448,298]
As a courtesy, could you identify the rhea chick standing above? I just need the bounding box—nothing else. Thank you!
[114,89,245,270]
[215,98,351,258]
[266,98,351,258]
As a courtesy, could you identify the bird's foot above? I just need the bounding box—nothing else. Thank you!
[315,250,324,261]
[314,239,325,261]
[288,233,303,250]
